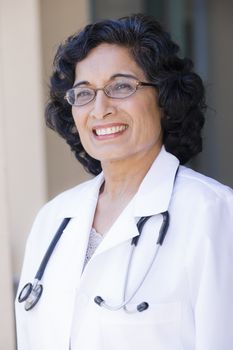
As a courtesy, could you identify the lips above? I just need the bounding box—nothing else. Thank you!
[93,124,128,136]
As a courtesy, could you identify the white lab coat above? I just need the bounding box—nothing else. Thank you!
[15,147,233,350]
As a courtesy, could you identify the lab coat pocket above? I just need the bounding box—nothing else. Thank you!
[100,302,181,350]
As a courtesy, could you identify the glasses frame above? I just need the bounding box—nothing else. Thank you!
[64,79,158,107]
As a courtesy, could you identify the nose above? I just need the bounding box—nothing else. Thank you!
[89,90,116,120]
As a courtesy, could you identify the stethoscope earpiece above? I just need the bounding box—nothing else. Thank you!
[137,302,149,312]
[94,296,104,306]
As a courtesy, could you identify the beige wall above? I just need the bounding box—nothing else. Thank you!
[0,0,46,347]
[0,77,15,350]
[1,0,47,278]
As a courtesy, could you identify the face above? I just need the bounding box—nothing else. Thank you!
[72,43,163,166]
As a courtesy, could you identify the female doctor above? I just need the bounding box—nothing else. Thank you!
[16,14,233,350]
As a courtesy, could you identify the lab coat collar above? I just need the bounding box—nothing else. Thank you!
[133,146,179,217]
[56,171,104,219]
[56,146,179,220]
[88,147,179,257]
[55,147,179,257]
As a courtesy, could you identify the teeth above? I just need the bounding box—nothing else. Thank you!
[95,125,128,136]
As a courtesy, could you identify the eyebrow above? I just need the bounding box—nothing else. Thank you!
[72,73,139,88]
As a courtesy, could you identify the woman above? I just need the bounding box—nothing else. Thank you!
[16,14,233,350]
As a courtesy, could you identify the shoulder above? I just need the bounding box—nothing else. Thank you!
[176,166,233,204]
[173,166,233,234]
[39,174,101,218]
[26,174,103,246]
[49,175,97,203]
[172,166,233,244]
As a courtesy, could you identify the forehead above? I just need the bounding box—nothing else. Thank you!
[74,43,146,84]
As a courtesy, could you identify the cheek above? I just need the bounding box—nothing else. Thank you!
[73,117,81,132]
[133,100,162,135]
[72,109,86,133]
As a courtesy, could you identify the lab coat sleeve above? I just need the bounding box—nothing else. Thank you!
[188,192,233,350]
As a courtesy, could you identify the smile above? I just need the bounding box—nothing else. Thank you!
[94,125,128,136]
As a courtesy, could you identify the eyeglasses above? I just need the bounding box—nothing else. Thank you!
[64,77,157,106]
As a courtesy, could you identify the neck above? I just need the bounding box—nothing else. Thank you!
[100,146,162,200]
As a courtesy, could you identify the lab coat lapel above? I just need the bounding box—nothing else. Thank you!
[94,199,138,256]
[54,172,104,282]
[35,173,105,348]
[133,146,179,217]
[92,147,179,257]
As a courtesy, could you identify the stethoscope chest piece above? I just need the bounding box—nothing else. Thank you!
[18,280,43,311]
[18,283,33,303]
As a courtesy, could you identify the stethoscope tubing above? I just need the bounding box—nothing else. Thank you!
[18,217,71,310]
[35,217,71,280]
[123,212,169,313]
[95,212,169,312]
[18,209,170,312]
[18,164,178,312]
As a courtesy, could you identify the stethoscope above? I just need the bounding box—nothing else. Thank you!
[94,211,169,313]
[18,218,71,311]
[18,211,169,312]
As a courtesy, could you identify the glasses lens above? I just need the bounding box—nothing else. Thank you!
[66,88,95,106]
[106,78,137,98]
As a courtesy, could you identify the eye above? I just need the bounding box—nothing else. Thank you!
[107,79,136,98]
[76,88,93,98]
[113,81,134,92]
[73,88,94,105]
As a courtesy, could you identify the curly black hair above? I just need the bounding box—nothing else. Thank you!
[45,13,206,175]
